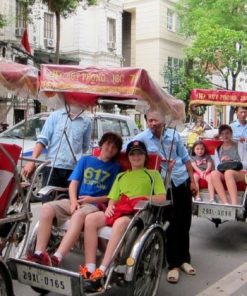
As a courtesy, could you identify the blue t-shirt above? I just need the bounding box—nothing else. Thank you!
[68,155,121,198]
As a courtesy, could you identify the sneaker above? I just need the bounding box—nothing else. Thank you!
[50,255,60,267]
[83,269,105,293]
[208,199,216,203]
[79,265,91,279]
[90,268,105,281]
[195,197,202,201]
[27,252,52,266]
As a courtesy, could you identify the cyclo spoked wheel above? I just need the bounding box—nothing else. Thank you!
[0,262,14,296]
[128,228,164,296]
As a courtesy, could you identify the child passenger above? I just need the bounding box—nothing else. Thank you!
[27,132,122,266]
[191,141,215,202]
[80,140,166,292]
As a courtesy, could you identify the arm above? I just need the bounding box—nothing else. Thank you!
[69,180,79,214]
[104,199,118,217]
[78,195,108,204]
[185,160,197,196]
[22,142,45,177]
[191,161,203,175]
[205,160,213,174]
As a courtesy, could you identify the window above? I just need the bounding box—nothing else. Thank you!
[166,57,183,94]
[107,18,116,43]
[167,9,174,31]
[167,9,180,32]
[168,57,183,69]
[5,117,46,140]
[44,13,54,39]
[101,118,130,137]
[16,1,27,28]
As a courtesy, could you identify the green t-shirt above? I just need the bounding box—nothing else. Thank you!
[108,169,166,201]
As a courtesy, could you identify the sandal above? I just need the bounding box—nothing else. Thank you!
[167,268,179,283]
[180,263,196,275]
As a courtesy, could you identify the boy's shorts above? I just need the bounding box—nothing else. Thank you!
[48,199,99,226]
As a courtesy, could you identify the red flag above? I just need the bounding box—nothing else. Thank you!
[21,28,31,54]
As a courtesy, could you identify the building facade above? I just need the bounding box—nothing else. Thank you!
[122,0,190,87]
[0,0,190,126]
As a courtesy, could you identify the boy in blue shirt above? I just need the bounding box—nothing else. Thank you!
[27,132,122,266]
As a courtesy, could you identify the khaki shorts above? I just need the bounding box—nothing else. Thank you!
[48,199,99,226]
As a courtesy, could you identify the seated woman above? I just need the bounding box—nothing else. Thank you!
[211,124,243,205]
[80,140,166,291]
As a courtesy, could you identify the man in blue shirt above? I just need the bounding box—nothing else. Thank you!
[27,132,122,267]
[132,108,197,284]
[230,106,247,141]
[22,106,92,202]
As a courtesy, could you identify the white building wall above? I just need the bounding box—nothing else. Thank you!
[59,1,124,67]
[124,0,190,86]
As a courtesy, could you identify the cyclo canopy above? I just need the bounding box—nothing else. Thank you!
[190,89,247,109]
[38,65,185,124]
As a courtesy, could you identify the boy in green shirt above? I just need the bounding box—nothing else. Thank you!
[80,140,166,291]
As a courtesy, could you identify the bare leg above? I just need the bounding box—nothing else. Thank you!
[35,203,56,252]
[205,174,215,200]
[193,173,200,199]
[56,210,86,256]
[101,216,131,268]
[211,171,228,204]
[224,170,245,205]
[84,212,106,264]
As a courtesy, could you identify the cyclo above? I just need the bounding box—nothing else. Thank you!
[5,65,185,295]
[0,59,51,296]
[190,89,247,227]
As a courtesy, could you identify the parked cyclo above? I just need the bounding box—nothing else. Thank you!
[189,89,247,227]
[0,61,186,296]
[0,58,48,296]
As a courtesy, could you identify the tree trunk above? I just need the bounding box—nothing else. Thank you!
[229,75,237,122]
[55,11,60,64]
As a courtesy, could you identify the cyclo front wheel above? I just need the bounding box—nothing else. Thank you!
[128,228,164,296]
[0,261,14,296]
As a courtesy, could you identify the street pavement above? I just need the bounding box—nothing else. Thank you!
[11,203,247,296]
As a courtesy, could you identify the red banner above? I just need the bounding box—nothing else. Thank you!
[39,65,185,123]
[190,89,247,106]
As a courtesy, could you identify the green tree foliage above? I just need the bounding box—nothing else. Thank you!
[176,0,247,91]
[186,25,247,90]
[164,59,210,115]
[41,0,97,63]
[177,0,247,36]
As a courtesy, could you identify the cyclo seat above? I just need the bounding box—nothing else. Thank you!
[0,143,22,219]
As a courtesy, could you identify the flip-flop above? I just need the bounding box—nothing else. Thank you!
[180,263,196,275]
[167,268,179,283]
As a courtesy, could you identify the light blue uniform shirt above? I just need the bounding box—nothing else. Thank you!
[132,128,190,187]
[230,120,247,140]
[37,109,92,170]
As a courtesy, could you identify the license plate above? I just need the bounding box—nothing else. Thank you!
[16,264,72,295]
[198,204,236,220]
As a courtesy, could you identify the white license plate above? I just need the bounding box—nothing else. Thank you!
[17,264,72,295]
[198,204,236,220]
